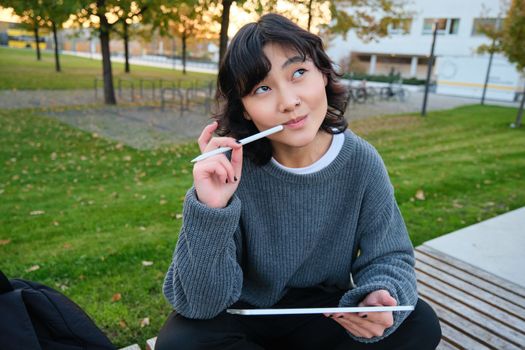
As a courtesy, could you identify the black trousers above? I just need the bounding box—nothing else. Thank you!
[155,288,441,350]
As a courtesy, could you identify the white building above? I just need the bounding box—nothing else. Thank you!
[326,0,523,101]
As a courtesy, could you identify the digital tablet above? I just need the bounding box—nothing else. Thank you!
[226,305,414,316]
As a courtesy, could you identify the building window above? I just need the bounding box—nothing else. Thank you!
[388,18,412,35]
[449,19,460,34]
[472,17,503,36]
[423,18,460,35]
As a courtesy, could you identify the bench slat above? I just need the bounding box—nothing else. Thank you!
[415,250,525,308]
[146,337,157,350]
[436,339,461,350]
[422,296,521,350]
[416,266,525,332]
[119,345,141,350]
[417,245,525,299]
[437,320,492,350]
[415,258,525,320]
[417,281,525,347]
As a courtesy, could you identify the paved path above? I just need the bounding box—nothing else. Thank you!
[1,88,518,114]
[0,89,99,110]
[345,90,520,121]
[42,105,211,150]
[424,207,525,288]
[1,88,520,150]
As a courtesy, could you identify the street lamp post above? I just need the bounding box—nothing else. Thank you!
[422,22,438,116]
[511,81,525,128]
[481,37,496,105]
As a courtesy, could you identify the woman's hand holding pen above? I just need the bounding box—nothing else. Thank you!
[193,122,243,208]
[325,290,396,339]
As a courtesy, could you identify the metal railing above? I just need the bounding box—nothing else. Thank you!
[94,78,215,115]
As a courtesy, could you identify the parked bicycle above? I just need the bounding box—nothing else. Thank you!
[379,79,410,102]
[345,80,378,106]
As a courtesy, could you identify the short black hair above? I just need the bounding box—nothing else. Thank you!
[213,13,348,165]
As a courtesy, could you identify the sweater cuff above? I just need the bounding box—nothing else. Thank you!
[182,188,242,254]
[339,282,411,343]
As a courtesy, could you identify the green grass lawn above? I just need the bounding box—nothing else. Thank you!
[1,104,524,347]
[0,46,215,90]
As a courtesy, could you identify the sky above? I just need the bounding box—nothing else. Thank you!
[0,7,20,23]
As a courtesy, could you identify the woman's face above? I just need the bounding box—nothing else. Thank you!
[241,43,328,150]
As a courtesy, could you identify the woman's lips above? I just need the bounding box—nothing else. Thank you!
[284,116,307,129]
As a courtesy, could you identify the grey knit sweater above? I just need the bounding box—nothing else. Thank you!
[163,130,418,342]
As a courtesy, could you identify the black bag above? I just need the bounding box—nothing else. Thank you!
[0,270,116,350]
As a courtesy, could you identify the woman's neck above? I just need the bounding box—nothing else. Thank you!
[271,131,333,168]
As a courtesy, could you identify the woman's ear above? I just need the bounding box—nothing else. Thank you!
[243,112,252,121]
[323,74,328,86]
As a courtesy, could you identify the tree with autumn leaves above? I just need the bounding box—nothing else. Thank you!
[1,0,76,70]
[501,0,525,128]
[1,0,411,106]
[477,0,525,128]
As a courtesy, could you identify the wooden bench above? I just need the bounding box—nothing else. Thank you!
[122,245,525,349]
[415,245,525,350]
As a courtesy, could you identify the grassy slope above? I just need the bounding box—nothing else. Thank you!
[0,104,524,346]
[0,46,215,90]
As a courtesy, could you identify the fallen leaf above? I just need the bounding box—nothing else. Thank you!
[63,243,72,249]
[118,319,128,329]
[142,261,153,267]
[112,293,122,302]
[30,210,45,216]
[0,239,11,246]
[26,265,40,272]
[452,201,464,208]
[140,317,150,328]
[415,189,425,201]
[176,214,182,220]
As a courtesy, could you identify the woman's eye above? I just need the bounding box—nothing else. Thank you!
[293,69,306,79]
[254,86,270,95]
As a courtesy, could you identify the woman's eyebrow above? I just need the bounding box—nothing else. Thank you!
[281,55,306,70]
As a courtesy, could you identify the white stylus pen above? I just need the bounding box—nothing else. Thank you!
[191,125,284,163]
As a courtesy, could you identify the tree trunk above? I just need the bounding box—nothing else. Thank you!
[124,20,130,73]
[52,21,61,72]
[99,17,116,105]
[33,23,41,61]
[514,81,525,128]
[307,0,313,32]
[219,0,232,65]
[182,29,187,75]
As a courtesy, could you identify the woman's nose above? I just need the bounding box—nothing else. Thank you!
[278,90,301,113]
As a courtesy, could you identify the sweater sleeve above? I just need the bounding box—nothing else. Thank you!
[162,187,244,319]
[339,145,418,343]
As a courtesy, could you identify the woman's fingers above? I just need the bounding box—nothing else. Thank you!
[198,121,218,152]
[332,316,375,338]
[327,312,390,339]
[194,152,242,187]
[213,154,237,183]
[203,136,240,152]
[194,158,226,182]
[230,142,243,181]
